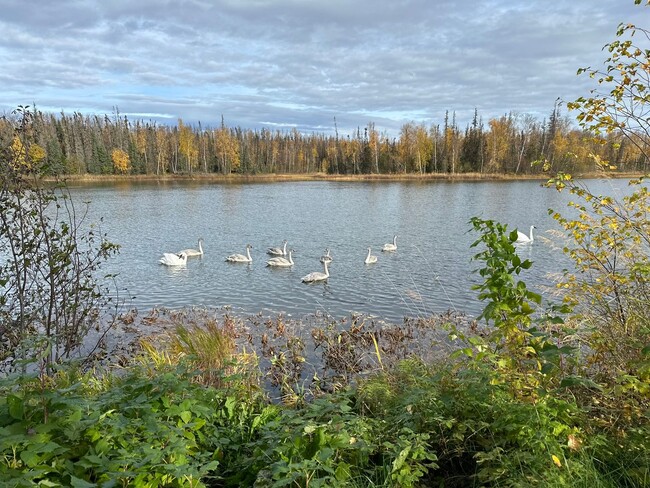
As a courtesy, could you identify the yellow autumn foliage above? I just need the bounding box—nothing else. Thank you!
[29,143,46,163]
[8,136,46,171]
[179,119,199,171]
[214,126,240,173]
[111,148,130,174]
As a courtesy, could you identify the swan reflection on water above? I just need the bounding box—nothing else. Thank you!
[161,263,190,277]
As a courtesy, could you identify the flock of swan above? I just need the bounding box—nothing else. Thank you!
[158,235,401,283]
[158,227,535,283]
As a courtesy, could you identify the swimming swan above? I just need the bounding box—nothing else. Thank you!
[226,244,253,263]
[302,259,330,283]
[320,248,333,263]
[364,247,378,264]
[382,235,398,252]
[267,240,288,256]
[159,252,188,266]
[516,225,536,244]
[179,238,204,257]
[267,249,294,267]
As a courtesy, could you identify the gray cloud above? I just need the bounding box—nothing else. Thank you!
[0,0,646,136]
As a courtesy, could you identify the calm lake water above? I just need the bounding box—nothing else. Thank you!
[67,178,630,324]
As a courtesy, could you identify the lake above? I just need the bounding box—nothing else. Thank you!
[66,178,629,324]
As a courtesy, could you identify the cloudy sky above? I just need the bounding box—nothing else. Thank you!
[0,1,646,136]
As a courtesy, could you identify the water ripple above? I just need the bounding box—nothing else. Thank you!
[63,179,615,323]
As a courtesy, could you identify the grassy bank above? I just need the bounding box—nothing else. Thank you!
[52,170,645,185]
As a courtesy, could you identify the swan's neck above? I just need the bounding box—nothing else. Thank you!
[393,236,397,245]
[283,242,288,254]
[366,248,372,259]
[529,226,535,241]
[246,247,252,259]
[288,250,293,264]
[198,240,203,253]
[323,260,329,276]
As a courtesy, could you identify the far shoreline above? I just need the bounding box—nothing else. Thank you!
[54,170,645,185]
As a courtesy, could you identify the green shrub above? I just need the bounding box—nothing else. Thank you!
[0,366,272,487]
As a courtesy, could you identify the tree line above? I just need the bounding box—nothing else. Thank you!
[1,103,648,176]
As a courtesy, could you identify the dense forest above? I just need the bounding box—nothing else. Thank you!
[1,103,648,177]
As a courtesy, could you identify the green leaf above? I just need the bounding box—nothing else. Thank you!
[224,396,236,419]
[70,475,97,488]
[95,438,110,454]
[20,449,41,467]
[76,454,104,468]
[7,395,24,420]
[202,460,220,472]
[335,462,351,481]
[36,481,59,487]
[541,362,556,375]
[67,408,83,423]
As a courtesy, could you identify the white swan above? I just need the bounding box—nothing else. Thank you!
[179,238,204,257]
[364,247,377,264]
[302,259,330,283]
[516,225,536,244]
[159,252,188,266]
[382,235,398,252]
[267,249,294,267]
[267,240,288,256]
[320,248,333,263]
[226,244,253,263]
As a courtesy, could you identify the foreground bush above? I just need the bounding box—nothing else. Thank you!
[0,368,238,486]
[0,106,119,376]
[1,349,648,487]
